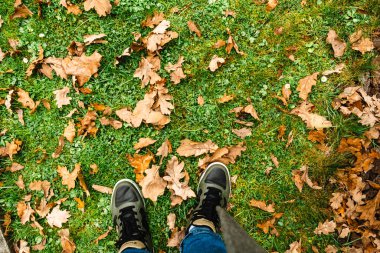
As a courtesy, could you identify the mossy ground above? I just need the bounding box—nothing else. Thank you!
[0,0,378,252]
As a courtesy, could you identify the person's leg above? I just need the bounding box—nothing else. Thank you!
[181,162,230,253]
[111,179,153,253]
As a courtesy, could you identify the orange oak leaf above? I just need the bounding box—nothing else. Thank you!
[63,120,76,143]
[53,87,72,108]
[291,101,332,129]
[167,213,176,230]
[134,137,156,151]
[57,164,81,190]
[17,201,34,224]
[7,162,24,172]
[10,4,33,20]
[164,56,186,84]
[296,72,319,100]
[270,153,279,168]
[187,21,201,37]
[15,175,25,189]
[83,0,112,17]
[134,57,162,87]
[58,229,76,253]
[17,88,37,111]
[127,152,154,182]
[83,34,107,45]
[156,139,172,164]
[176,139,218,157]
[249,199,275,213]
[352,38,374,54]
[226,29,245,55]
[29,180,51,197]
[139,165,167,202]
[52,136,65,159]
[92,184,113,194]
[167,227,185,248]
[326,30,346,58]
[314,220,336,235]
[232,128,252,139]
[292,165,322,192]
[142,11,165,28]
[163,156,196,204]
[266,0,278,11]
[94,226,113,244]
[5,139,22,160]
[197,95,205,106]
[217,94,234,103]
[285,240,302,253]
[212,40,226,49]
[208,55,225,72]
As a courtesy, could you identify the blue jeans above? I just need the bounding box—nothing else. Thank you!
[122,226,226,253]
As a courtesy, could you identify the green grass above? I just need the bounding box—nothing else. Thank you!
[0,0,378,252]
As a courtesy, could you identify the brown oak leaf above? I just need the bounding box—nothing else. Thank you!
[58,229,76,253]
[134,137,157,151]
[296,72,319,100]
[63,120,76,143]
[92,184,113,194]
[142,11,165,28]
[83,0,112,17]
[249,199,275,213]
[156,139,172,164]
[127,152,154,182]
[326,30,346,57]
[139,165,167,202]
[164,56,186,84]
[53,87,72,108]
[10,4,33,20]
[208,55,225,72]
[176,139,218,157]
[266,0,278,11]
[314,220,336,235]
[187,21,201,37]
[232,128,252,139]
[291,101,332,129]
[57,164,80,190]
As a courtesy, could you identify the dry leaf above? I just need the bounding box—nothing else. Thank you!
[17,201,34,224]
[29,180,50,197]
[134,57,162,87]
[139,165,167,202]
[224,10,236,17]
[35,198,54,218]
[74,197,84,212]
[322,63,346,76]
[296,72,319,100]
[78,110,98,137]
[52,136,65,159]
[78,169,90,197]
[217,94,234,103]
[164,56,186,84]
[164,156,196,205]
[63,120,76,143]
[208,55,225,72]
[291,101,332,129]
[15,175,25,189]
[134,137,157,150]
[8,162,24,172]
[17,88,37,111]
[57,164,80,190]
[167,227,185,248]
[197,95,205,106]
[83,0,112,16]
[16,109,24,125]
[46,206,70,228]
[58,229,76,253]
[53,87,72,108]
[90,163,99,174]
[187,21,201,37]
[325,245,338,253]
[274,27,283,35]
[197,144,246,169]
[32,238,46,251]
[226,29,245,55]
[270,153,279,168]
[156,139,172,164]
[266,0,278,11]
[285,240,302,253]
[167,213,176,230]
[10,4,33,19]
[127,152,154,182]
[314,220,336,235]
[94,226,112,244]
[5,139,22,160]
[92,184,113,194]
[176,139,218,157]
[292,165,322,192]
[142,11,165,28]
[212,40,226,49]
[249,199,275,213]
[278,125,286,140]
[232,128,252,139]
[326,30,346,57]
[265,167,273,175]
[350,31,374,54]
[83,34,107,45]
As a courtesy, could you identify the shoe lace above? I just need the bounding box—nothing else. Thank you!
[116,206,145,248]
[192,187,222,226]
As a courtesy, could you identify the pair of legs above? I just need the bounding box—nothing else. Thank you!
[111,162,231,253]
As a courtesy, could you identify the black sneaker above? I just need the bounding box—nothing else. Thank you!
[188,162,231,233]
[111,179,153,252]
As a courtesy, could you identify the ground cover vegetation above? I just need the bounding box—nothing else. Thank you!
[0,0,379,252]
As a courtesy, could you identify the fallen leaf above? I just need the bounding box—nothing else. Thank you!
[62,51,102,86]
[134,137,157,151]
[326,30,346,57]
[142,11,165,28]
[197,95,205,106]
[10,4,33,20]
[164,56,186,84]
[286,130,294,148]
[63,120,76,143]
[270,153,279,168]
[325,245,338,253]
[274,27,283,35]
[308,129,326,144]
[29,180,50,197]
[176,139,218,157]
[187,21,201,37]
[8,162,24,172]
[83,34,107,45]
[212,40,226,49]
[226,29,245,55]
[232,128,252,139]
[94,226,112,244]
[164,156,196,205]
[92,184,112,194]
[74,197,85,212]
[292,165,322,192]
[296,72,319,100]
[0,48,6,62]
[352,37,374,54]
[266,0,278,11]
[32,237,46,251]
[127,152,154,182]
[208,55,225,72]
[314,220,336,235]
[167,213,176,230]
[285,240,302,253]
[83,0,112,16]
[15,175,25,189]
[35,198,54,218]
[5,139,22,160]
[134,57,162,87]
[167,227,185,247]
[57,164,81,190]
[265,167,273,175]
[249,199,275,213]
[17,88,37,111]
[42,99,50,110]
[139,165,167,202]
[53,87,72,108]
[257,213,283,236]
[46,206,70,228]
[16,109,24,125]
[58,229,76,253]
[78,169,90,197]
[278,125,286,140]
[291,101,332,129]
[217,94,234,103]
[15,240,30,253]
[156,139,172,164]
[90,163,99,174]
[224,10,236,17]
[52,136,65,159]
[322,63,346,76]
[17,201,34,224]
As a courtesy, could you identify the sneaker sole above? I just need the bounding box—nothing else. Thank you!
[197,162,231,194]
